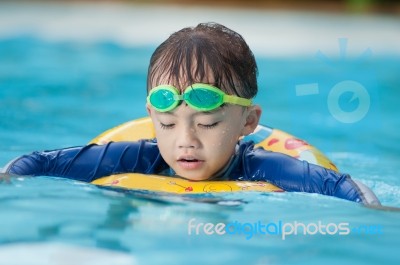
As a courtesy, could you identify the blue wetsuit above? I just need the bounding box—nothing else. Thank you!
[3,139,376,204]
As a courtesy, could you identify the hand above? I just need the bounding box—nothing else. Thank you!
[0,173,11,184]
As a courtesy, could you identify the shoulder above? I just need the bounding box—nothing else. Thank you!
[238,141,302,179]
[80,140,162,169]
[99,139,159,153]
[238,140,331,185]
[5,139,163,178]
[237,141,368,203]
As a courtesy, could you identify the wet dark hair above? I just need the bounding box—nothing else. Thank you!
[147,22,258,99]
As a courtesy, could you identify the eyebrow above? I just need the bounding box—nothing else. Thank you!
[160,105,225,116]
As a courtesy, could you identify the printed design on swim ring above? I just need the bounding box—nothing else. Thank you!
[90,117,337,194]
[92,173,284,194]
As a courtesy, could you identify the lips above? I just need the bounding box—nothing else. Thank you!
[177,155,204,170]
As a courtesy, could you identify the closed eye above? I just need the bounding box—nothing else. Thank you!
[199,122,219,129]
[160,123,175,129]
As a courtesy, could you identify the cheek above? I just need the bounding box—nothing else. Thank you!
[221,109,248,138]
[221,123,243,141]
[156,138,175,165]
[153,130,173,154]
[204,128,239,149]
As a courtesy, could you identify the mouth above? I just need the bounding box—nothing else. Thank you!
[177,156,204,170]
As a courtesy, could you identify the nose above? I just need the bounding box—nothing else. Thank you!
[176,125,200,149]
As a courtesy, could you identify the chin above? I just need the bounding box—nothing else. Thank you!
[175,171,210,181]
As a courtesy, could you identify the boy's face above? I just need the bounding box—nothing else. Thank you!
[147,94,260,181]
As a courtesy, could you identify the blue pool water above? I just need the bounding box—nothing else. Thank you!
[1,12,400,265]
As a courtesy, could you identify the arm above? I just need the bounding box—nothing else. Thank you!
[243,146,380,205]
[3,140,164,182]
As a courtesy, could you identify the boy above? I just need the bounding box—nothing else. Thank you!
[2,23,379,205]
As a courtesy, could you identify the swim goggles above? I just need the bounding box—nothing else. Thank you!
[147,83,252,112]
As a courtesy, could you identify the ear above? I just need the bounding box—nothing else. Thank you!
[241,105,262,136]
[146,103,152,116]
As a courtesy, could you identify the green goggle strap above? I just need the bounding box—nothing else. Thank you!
[147,84,252,112]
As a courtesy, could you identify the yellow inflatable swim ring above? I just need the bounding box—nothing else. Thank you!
[91,117,337,194]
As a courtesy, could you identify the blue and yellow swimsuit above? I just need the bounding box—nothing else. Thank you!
[3,139,378,204]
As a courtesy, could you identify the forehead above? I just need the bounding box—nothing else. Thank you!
[148,62,217,91]
[156,103,226,117]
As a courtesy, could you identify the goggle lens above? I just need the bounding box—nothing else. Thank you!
[147,83,251,112]
[184,87,222,110]
[149,89,177,110]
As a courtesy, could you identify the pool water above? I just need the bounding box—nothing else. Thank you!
[1,7,400,265]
